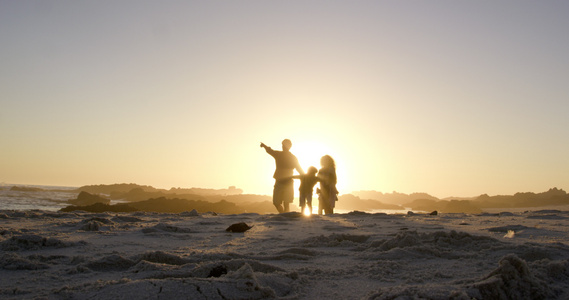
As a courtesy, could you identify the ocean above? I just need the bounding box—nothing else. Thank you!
[0,184,79,211]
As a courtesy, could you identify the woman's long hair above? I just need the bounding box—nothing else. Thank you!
[320,155,337,185]
[320,155,335,169]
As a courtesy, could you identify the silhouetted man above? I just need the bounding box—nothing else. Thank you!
[260,139,304,213]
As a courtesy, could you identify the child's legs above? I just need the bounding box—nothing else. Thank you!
[299,192,307,207]
[299,192,307,214]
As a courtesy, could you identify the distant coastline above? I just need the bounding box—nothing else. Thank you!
[2,183,568,214]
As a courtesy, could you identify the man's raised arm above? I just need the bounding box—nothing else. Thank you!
[260,142,274,155]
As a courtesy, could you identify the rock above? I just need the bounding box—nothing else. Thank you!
[9,186,44,192]
[69,191,110,206]
[499,212,515,216]
[181,209,199,217]
[80,221,102,231]
[430,210,438,216]
[60,202,138,213]
[208,265,228,277]
[226,222,253,233]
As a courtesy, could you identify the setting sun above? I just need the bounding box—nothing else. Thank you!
[293,140,332,172]
[291,139,348,195]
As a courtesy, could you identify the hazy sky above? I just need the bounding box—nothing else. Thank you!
[1,1,568,198]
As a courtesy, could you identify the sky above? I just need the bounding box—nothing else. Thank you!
[1,1,568,198]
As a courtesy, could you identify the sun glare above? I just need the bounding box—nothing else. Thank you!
[294,141,329,172]
[292,139,348,195]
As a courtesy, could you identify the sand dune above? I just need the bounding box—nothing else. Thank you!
[1,209,568,299]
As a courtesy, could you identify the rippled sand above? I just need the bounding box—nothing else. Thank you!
[1,209,568,299]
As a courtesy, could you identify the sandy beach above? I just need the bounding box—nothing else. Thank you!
[1,208,568,299]
[3,2,569,299]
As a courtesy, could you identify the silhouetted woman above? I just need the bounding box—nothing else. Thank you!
[317,155,338,215]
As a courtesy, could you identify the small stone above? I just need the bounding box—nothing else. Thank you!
[226,222,252,233]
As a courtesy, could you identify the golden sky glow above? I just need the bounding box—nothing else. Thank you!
[1,2,568,198]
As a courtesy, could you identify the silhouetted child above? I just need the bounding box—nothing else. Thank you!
[292,166,319,215]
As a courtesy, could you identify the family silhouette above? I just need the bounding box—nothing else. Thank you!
[260,139,338,215]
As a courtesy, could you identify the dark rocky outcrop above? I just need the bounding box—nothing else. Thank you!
[68,191,110,206]
[60,202,138,213]
[10,186,44,192]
